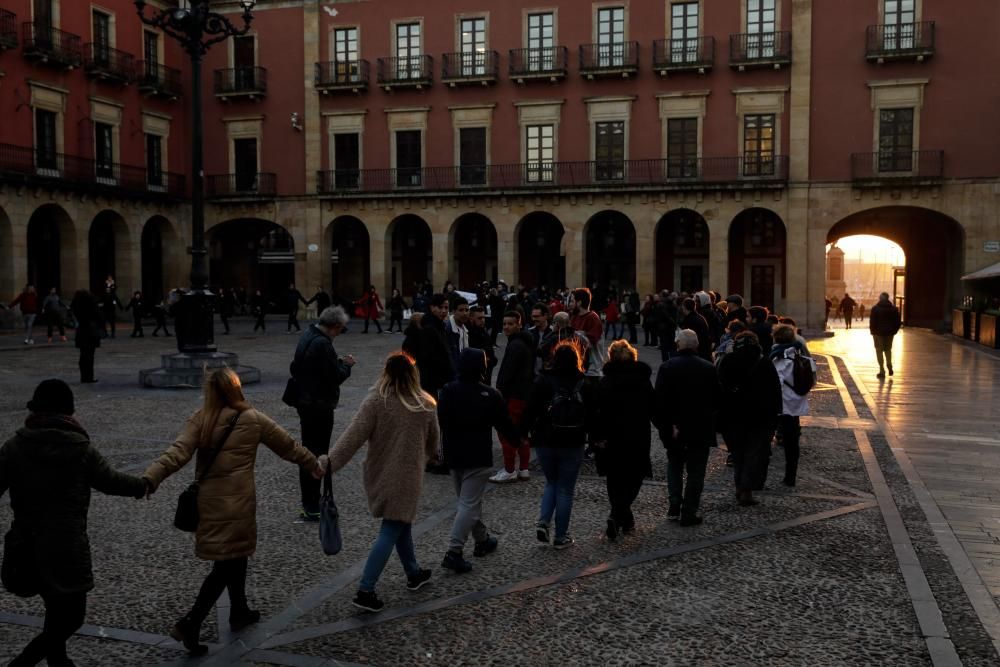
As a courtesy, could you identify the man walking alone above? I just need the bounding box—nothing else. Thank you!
[869,292,902,379]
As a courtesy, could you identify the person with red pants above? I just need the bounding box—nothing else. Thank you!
[490,311,536,483]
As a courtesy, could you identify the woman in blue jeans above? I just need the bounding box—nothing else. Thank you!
[324,352,441,612]
[521,341,595,549]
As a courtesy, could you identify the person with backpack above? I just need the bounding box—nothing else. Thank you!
[769,324,817,487]
[521,341,595,549]
[490,310,536,483]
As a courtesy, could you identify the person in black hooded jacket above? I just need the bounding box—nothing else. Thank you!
[592,340,657,540]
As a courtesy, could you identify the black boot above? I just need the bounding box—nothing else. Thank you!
[170,615,208,656]
[229,607,261,632]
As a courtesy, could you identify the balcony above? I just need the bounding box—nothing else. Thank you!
[377,55,433,90]
[315,59,369,93]
[850,150,944,185]
[84,43,135,85]
[316,156,788,197]
[213,66,267,100]
[442,50,499,86]
[653,37,714,75]
[0,9,17,51]
[866,22,935,62]
[206,172,277,199]
[0,143,185,199]
[509,47,568,83]
[21,23,82,69]
[729,31,791,70]
[137,61,182,100]
[579,42,639,78]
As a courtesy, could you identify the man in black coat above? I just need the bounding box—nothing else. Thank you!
[437,348,519,573]
[655,329,721,526]
[289,306,355,519]
[680,297,712,361]
[655,291,679,361]
[285,283,309,334]
[724,294,748,324]
[416,293,456,397]
[869,292,902,379]
[492,310,536,483]
[748,306,774,353]
[467,306,497,384]
[308,286,332,316]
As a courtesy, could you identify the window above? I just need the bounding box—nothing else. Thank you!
[143,31,159,79]
[233,137,258,191]
[34,109,57,171]
[395,130,422,187]
[596,7,625,67]
[395,23,421,79]
[145,134,163,188]
[334,27,359,82]
[460,18,487,76]
[233,35,256,90]
[334,133,360,188]
[595,121,625,181]
[33,0,52,47]
[95,122,114,181]
[671,2,699,63]
[746,0,776,59]
[883,0,915,50]
[743,114,775,176]
[527,12,555,71]
[667,117,698,178]
[525,125,554,182]
[459,127,487,185]
[878,108,914,171]
[92,11,111,64]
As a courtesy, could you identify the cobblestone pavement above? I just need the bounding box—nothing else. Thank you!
[0,320,998,665]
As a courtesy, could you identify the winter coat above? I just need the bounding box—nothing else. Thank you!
[290,324,352,411]
[327,391,440,523]
[310,290,332,313]
[750,321,774,353]
[358,290,383,320]
[839,296,857,314]
[388,295,407,318]
[681,310,712,361]
[125,297,144,321]
[285,289,307,313]
[416,314,456,395]
[656,349,721,446]
[438,348,518,470]
[467,324,497,377]
[520,368,596,448]
[70,293,102,350]
[496,330,536,400]
[604,300,621,324]
[402,322,422,358]
[718,347,782,435]
[869,300,902,337]
[592,360,656,477]
[9,291,39,315]
[144,407,316,561]
[0,415,146,594]
[770,345,816,417]
[41,294,64,315]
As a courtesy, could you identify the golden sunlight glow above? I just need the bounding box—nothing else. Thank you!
[828,235,905,266]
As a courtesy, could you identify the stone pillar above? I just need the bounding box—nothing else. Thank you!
[784,186,811,326]
[303,0,322,194]
[806,221,830,331]
[431,228,449,291]
[497,218,516,285]
[563,223,584,289]
[118,216,141,294]
[63,214,86,294]
[635,213,655,296]
[789,0,812,183]
[301,201,324,295]
[368,216,388,298]
[708,219,729,296]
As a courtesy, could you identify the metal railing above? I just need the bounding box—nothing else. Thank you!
[509,46,568,77]
[579,41,639,72]
[653,36,715,71]
[442,50,499,81]
[377,55,434,85]
[866,21,935,60]
[729,31,791,66]
[136,61,182,98]
[21,22,83,68]
[0,9,17,50]
[851,150,944,181]
[84,43,135,83]
[317,156,789,195]
[315,59,370,88]
[213,66,267,95]
[0,143,185,197]
[205,172,277,198]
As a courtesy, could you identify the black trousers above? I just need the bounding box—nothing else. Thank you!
[605,469,644,530]
[389,315,403,332]
[11,591,87,667]
[363,315,382,333]
[131,317,144,337]
[297,406,335,513]
[254,314,266,332]
[152,316,171,335]
[666,441,711,516]
[46,312,65,338]
[778,415,801,484]
[102,306,116,337]
[287,311,300,332]
[189,557,249,625]
[727,426,773,493]
[78,347,96,382]
[220,313,230,334]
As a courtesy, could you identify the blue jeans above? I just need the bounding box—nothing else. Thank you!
[535,446,584,540]
[359,519,420,592]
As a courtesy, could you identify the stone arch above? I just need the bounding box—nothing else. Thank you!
[325,215,370,300]
[448,213,498,290]
[385,214,432,298]
[208,218,295,312]
[728,208,787,313]
[655,208,710,293]
[584,210,637,298]
[515,212,565,290]
[0,205,13,299]
[27,204,77,294]
[141,216,182,302]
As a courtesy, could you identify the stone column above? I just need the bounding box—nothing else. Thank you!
[563,223,584,289]
[303,0,322,194]
[431,227,449,290]
[635,213,655,295]
[784,186,811,326]
[708,219,729,296]
[497,217,516,286]
[368,215,388,297]
[300,201,324,295]
[789,0,812,183]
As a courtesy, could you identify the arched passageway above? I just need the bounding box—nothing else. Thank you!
[326,216,370,300]
[728,208,787,313]
[27,204,75,293]
[141,216,181,302]
[387,215,432,297]
[89,210,133,294]
[516,212,565,290]
[450,213,498,290]
[208,219,295,311]
[585,210,636,293]
[656,208,709,293]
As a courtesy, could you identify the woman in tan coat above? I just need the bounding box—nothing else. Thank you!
[324,352,440,613]
[143,368,324,655]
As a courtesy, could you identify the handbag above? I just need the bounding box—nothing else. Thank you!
[1,525,39,598]
[282,376,299,408]
[319,471,343,556]
[174,413,241,532]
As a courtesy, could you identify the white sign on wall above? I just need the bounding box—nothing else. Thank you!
[984,241,1000,253]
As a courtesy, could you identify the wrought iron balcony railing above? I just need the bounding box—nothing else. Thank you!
[866,22,935,61]
[206,172,277,198]
[0,9,17,50]
[0,143,185,197]
[442,50,499,84]
[84,43,135,84]
[729,31,791,68]
[851,150,944,182]
[315,59,370,91]
[377,55,433,88]
[509,46,568,80]
[137,61,182,99]
[213,66,267,97]
[579,41,639,76]
[21,22,83,69]
[653,36,714,73]
[317,156,789,196]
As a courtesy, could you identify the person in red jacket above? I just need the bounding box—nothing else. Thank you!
[9,284,39,345]
[604,296,622,341]
[357,285,384,334]
[569,287,604,379]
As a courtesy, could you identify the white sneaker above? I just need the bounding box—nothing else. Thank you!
[517,469,530,481]
[489,469,518,483]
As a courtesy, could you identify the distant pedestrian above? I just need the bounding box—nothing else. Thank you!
[839,293,857,329]
[769,324,816,487]
[101,275,121,339]
[285,283,308,334]
[358,285,384,334]
[251,289,268,333]
[125,291,145,338]
[491,310,536,483]
[402,312,423,359]
[70,291,102,384]
[467,306,497,384]
[218,287,234,335]
[387,288,407,333]
[680,297,712,361]
[41,287,68,343]
[569,287,604,380]
[151,299,172,337]
[308,286,332,317]
[869,292,902,379]
[415,294,455,397]
[9,284,39,345]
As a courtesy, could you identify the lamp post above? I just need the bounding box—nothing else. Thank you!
[134,0,255,354]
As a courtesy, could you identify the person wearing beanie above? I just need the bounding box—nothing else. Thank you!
[1,379,148,667]
[724,294,748,324]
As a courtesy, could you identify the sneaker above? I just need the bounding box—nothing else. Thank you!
[473,535,498,557]
[441,551,473,573]
[553,536,575,550]
[489,469,519,483]
[229,608,261,632]
[352,590,385,613]
[517,469,530,481]
[536,522,550,544]
[667,504,681,521]
[299,509,320,523]
[679,515,704,527]
[22,339,28,345]
[406,568,433,590]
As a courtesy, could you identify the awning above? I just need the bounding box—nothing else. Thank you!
[962,262,1000,281]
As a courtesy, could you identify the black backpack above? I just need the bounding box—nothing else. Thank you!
[546,379,587,445]
[785,349,816,396]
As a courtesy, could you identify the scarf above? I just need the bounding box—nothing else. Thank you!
[24,413,89,437]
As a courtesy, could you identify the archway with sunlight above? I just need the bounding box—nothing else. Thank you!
[826,235,906,329]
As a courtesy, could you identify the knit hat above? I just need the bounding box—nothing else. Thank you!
[27,378,75,415]
[725,294,744,306]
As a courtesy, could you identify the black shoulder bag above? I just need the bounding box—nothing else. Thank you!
[174,413,241,532]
